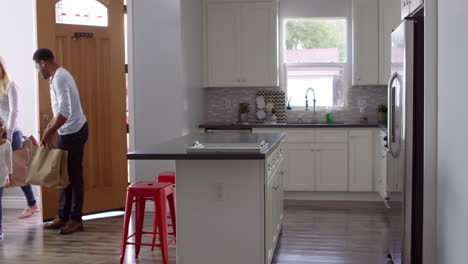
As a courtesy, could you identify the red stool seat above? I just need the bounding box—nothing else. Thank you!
[155,171,176,184]
[120,181,176,264]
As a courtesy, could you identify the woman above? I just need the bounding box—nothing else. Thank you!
[0,57,39,218]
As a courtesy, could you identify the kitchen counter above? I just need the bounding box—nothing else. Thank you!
[127,132,284,160]
[199,122,380,129]
[127,133,286,264]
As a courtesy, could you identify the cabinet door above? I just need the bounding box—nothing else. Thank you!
[349,130,374,191]
[239,2,277,86]
[206,3,240,87]
[352,0,379,85]
[284,143,315,191]
[379,0,402,84]
[265,175,274,264]
[315,143,348,191]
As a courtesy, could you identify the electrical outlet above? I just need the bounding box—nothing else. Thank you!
[215,183,224,202]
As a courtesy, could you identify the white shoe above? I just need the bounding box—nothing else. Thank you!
[0,231,3,241]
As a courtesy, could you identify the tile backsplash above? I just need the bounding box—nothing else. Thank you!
[204,85,387,123]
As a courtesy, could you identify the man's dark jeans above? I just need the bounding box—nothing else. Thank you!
[56,123,88,222]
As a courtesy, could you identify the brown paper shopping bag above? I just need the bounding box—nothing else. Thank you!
[26,146,69,188]
[5,136,40,188]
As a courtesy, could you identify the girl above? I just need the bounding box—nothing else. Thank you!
[0,57,39,218]
[0,117,12,240]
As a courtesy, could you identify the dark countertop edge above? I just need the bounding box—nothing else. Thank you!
[127,133,285,161]
[127,153,267,160]
[199,123,380,129]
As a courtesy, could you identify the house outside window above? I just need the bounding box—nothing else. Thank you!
[284,18,349,109]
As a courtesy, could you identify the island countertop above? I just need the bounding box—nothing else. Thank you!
[127,132,285,160]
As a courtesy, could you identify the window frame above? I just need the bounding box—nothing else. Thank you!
[282,17,351,110]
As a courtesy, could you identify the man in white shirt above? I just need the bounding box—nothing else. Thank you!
[33,48,88,235]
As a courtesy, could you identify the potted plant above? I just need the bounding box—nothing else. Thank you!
[377,104,388,124]
[239,102,250,123]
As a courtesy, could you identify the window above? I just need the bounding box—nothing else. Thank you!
[284,18,349,109]
[55,0,108,27]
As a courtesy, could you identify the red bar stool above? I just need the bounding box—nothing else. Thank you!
[154,171,176,241]
[155,171,176,184]
[120,181,176,264]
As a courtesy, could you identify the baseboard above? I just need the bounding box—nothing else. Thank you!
[285,191,384,202]
[2,196,27,209]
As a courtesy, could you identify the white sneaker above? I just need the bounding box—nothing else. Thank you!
[0,231,3,241]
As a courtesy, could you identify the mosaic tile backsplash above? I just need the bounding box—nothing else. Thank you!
[204,85,387,123]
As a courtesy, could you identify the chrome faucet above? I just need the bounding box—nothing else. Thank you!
[305,88,318,123]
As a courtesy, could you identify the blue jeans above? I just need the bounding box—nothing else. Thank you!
[11,131,37,207]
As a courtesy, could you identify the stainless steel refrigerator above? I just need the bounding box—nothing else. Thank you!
[385,16,424,264]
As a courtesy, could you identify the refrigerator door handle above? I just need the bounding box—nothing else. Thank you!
[387,72,400,158]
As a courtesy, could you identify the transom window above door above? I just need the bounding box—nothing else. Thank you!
[55,0,108,27]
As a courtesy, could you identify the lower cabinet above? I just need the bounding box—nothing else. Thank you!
[285,142,348,191]
[315,143,348,191]
[265,156,284,264]
[348,129,374,191]
[284,143,315,191]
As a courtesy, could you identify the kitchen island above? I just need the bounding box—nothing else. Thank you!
[127,133,286,264]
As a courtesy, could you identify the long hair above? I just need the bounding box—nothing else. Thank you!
[0,56,10,96]
[0,117,6,139]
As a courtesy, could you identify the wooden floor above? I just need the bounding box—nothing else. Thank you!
[0,201,400,264]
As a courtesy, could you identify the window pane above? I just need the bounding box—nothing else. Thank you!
[56,0,108,27]
[285,19,346,63]
[287,66,346,108]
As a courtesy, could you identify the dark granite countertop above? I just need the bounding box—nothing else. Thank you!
[127,133,285,160]
[199,122,380,129]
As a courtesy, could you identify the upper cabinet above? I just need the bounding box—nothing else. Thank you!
[379,0,403,84]
[352,0,379,85]
[401,0,424,20]
[352,0,401,86]
[204,0,279,87]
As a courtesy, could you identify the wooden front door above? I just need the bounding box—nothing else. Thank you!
[36,0,127,220]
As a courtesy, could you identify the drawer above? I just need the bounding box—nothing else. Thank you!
[315,129,348,143]
[283,128,315,143]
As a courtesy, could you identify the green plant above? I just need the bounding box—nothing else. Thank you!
[239,102,250,114]
[377,104,387,113]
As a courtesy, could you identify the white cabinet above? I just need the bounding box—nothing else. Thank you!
[379,0,402,84]
[284,143,316,191]
[206,3,239,86]
[401,0,423,20]
[265,146,284,264]
[349,129,374,191]
[352,0,379,85]
[315,143,349,191]
[353,0,401,85]
[205,1,278,87]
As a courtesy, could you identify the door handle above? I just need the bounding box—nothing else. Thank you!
[387,72,400,158]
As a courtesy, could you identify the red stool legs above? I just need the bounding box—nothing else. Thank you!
[156,191,169,264]
[120,191,134,264]
[134,197,146,258]
[167,192,176,238]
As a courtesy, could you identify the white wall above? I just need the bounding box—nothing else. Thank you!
[437,1,468,263]
[0,0,40,201]
[128,0,204,181]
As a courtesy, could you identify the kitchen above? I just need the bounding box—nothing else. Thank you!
[129,0,424,263]
[1,0,450,263]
